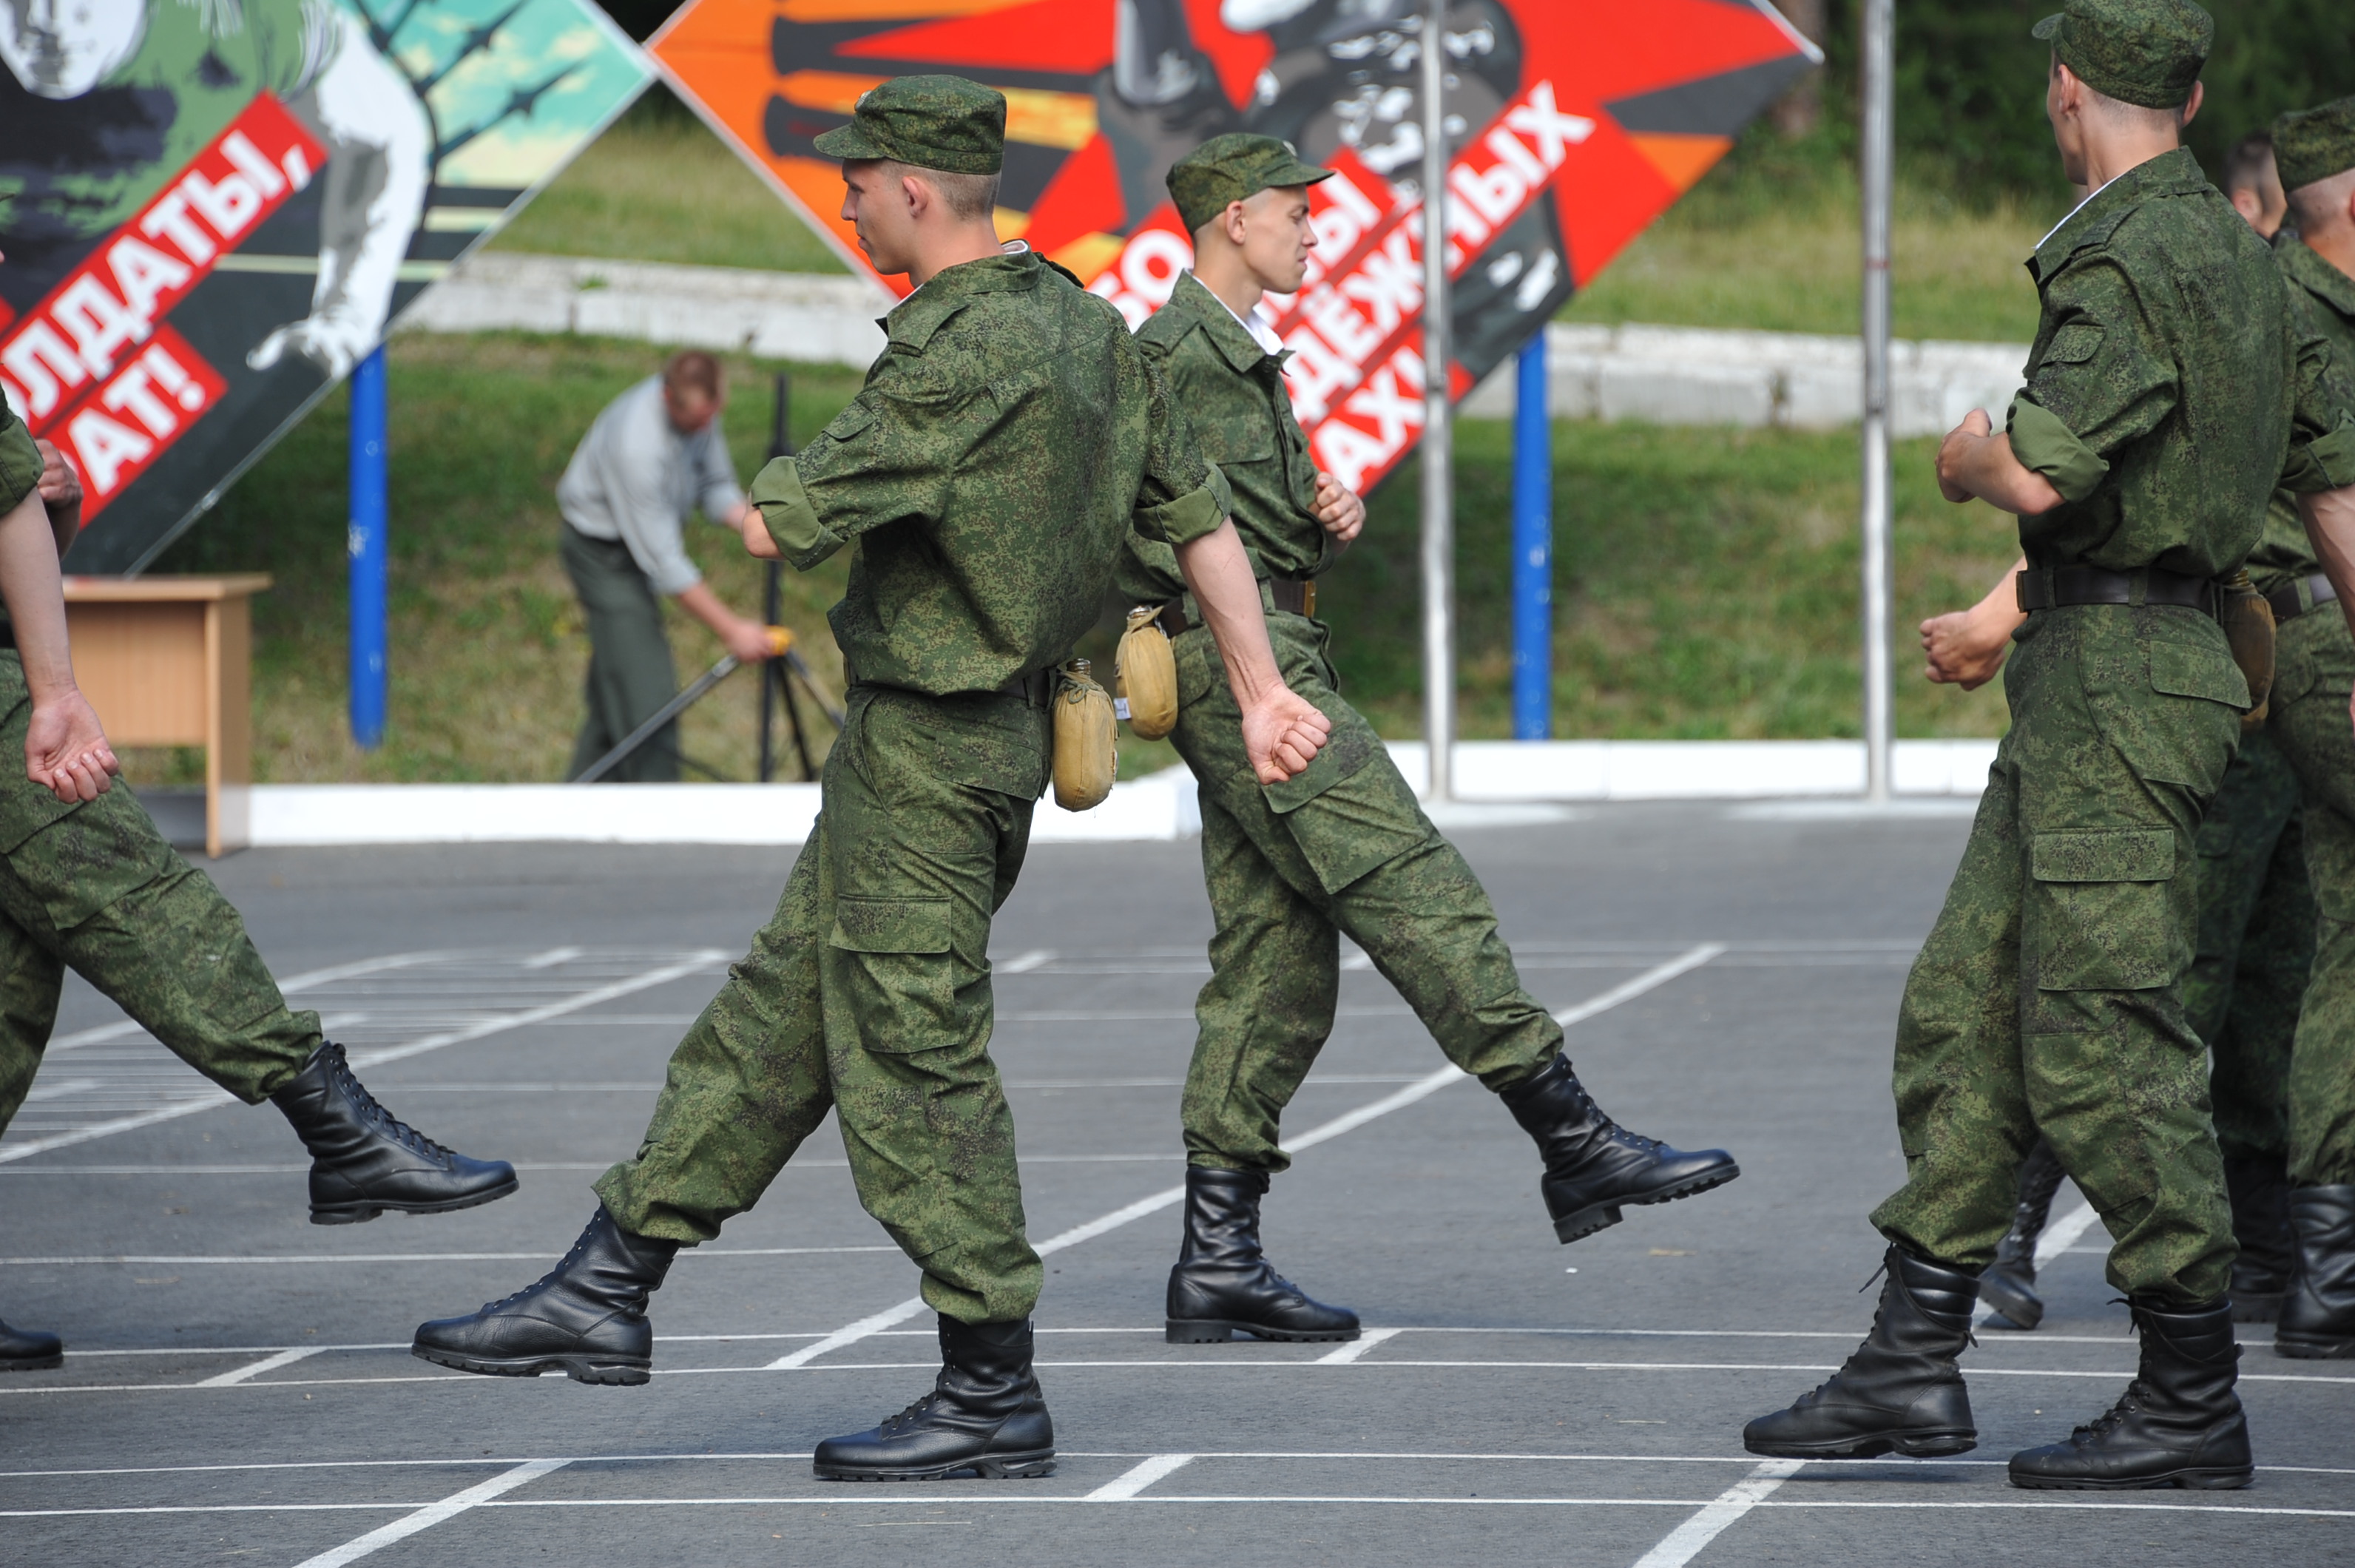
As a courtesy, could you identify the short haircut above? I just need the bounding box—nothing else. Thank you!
[879,159,1001,222]
[662,350,723,403]
[2288,166,2355,237]
[2221,131,2276,197]
[2053,54,2190,135]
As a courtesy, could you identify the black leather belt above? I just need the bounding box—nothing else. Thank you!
[996,666,1053,706]
[2016,564,2219,616]
[2265,572,2339,624]
[1154,575,1319,638]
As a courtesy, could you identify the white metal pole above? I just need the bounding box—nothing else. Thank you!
[1859,0,1895,803]
[1420,0,1456,803]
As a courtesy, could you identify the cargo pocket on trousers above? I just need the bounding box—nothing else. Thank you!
[828,896,959,1048]
[2027,828,2183,991]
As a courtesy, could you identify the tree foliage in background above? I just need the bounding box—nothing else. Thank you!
[1814,0,2355,204]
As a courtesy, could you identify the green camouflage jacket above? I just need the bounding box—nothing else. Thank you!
[2006,148,2355,580]
[1117,270,1328,605]
[0,393,38,518]
[751,248,1229,696]
[2248,235,2355,592]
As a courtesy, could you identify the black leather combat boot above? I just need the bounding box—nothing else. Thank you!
[271,1041,517,1223]
[1166,1167,1359,1344]
[2275,1184,2355,1359]
[1980,1138,2065,1330]
[2009,1297,2252,1489]
[812,1317,1055,1481]
[1498,1053,1739,1242]
[0,1317,62,1371]
[411,1206,678,1385]
[1744,1247,1979,1459]
[2223,1155,2297,1324]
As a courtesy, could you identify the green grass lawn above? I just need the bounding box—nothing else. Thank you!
[128,331,2016,789]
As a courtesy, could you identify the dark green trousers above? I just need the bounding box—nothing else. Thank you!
[562,526,680,784]
[1873,604,2243,1305]
[596,685,1050,1324]
[0,655,321,1140]
[2185,725,2311,1163]
[1163,609,1560,1174]
[2262,606,2355,1186]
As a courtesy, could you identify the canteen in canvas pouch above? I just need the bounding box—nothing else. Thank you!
[1116,606,1179,740]
[1053,658,1118,811]
[2217,572,2275,731]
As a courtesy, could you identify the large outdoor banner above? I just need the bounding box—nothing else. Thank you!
[651,0,1817,493]
[1,0,654,572]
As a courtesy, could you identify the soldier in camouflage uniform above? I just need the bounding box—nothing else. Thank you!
[0,391,518,1373]
[2263,97,2355,1359]
[1122,136,1739,1348]
[1746,0,2355,1490]
[412,78,1332,1482]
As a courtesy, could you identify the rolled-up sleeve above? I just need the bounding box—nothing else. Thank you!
[2280,326,2355,496]
[2010,257,2176,499]
[757,380,956,572]
[1130,352,1234,547]
[0,404,38,518]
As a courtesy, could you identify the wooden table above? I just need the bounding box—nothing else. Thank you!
[61,575,271,858]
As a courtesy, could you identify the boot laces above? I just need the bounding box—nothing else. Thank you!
[325,1044,454,1163]
[475,1219,598,1314]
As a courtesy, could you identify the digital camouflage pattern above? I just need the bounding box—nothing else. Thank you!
[596,685,1050,1322]
[1874,604,2244,1303]
[1166,133,1331,234]
[0,654,322,1139]
[0,396,36,518]
[1118,271,1332,601]
[1878,151,2355,1305]
[2031,0,2209,111]
[810,74,1007,175]
[2004,149,2355,581]
[2248,237,2355,590]
[561,528,682,784]
[1164,610,1559,1171]
[751,249,1228,697]
[2271,95,2355,196]
[2185,727,2311,1163]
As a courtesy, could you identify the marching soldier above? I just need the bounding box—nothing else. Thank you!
[0,397,517,1371]
[410,78,1333,1481]
[1122,135,1739,1348]
[1746,0,2355,1490]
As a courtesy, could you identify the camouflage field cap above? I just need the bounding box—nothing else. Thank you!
[1168,133,1332,234]
[2274,97,2355,193]
[2033,0,2212,110]
[813,75,1005,175]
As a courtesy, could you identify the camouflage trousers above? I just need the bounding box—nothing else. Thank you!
[1872,604,2242,1305]
[0,654,321,1140]
[596,683,1050,1324]
[2185,724,2311,1162]
[2261,604,2355,1186]
[1163,609,1559,1173]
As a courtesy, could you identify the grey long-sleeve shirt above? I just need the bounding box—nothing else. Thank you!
[555,376,744,596]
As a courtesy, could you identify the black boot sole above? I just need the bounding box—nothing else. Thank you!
[0,1351,63,1372]
[311,1175,521,1226]
[410,1344,649,1385]
[1164,1318,1359,1344]
[2008,1464,2254,1490]
[1745,1428,1977,1460]
[814,1450,1056,1481]
[1978,1277,2044,1331]
[2273,1331,2355,1359]
[1551,1163,1741,1243]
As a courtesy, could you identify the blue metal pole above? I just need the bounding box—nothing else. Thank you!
[1510,331,1552,740]
[348,347,388,749]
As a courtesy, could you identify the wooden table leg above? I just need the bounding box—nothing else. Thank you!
[205,597,253,857]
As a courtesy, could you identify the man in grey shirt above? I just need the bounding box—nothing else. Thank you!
[556,352,774,782]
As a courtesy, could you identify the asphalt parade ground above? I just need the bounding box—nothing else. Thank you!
[3,802,2351,1567]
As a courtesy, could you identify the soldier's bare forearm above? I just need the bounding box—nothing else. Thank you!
[0,487,79,705]
[1175,518,1285,708]
[2300,487,2355,641]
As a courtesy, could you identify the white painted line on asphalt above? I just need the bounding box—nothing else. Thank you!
[0,950,729,1163]
[521,946,584,969]
[1631,1458,1803,1567]
[752,950,1723,1377]
[1314,1328,1404,1365]
[194,1347,323,1386]
[1974,1198,2103,1327]
[288,1458,572,1567]
[996,949,1055,974]
[1,1246,895,1267]
[1084,1453,1194,1500]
